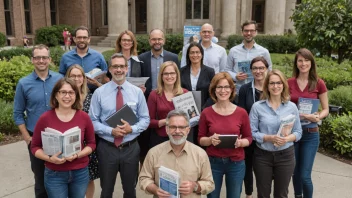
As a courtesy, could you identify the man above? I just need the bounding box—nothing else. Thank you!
[89,53,150,198]
[138,28,179,99]
[13,44,62,198]
[139,110,214,198]
[181,23,227,73]
[225,20,272,94]
[59,26,107,87]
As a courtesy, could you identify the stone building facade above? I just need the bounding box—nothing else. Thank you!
[0,0,298,46]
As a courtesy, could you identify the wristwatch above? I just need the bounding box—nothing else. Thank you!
[193,182,199,192]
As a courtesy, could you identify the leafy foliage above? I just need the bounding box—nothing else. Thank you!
[0,100,17,134]
[35,25,75,47]
[291,0,352,63]
[329,86,352,113]
[0,32,6,47]
[0,48,32,60]
[49,46,65,67]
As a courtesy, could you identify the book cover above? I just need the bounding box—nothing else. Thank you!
[215,134,238,149]
[158,166,180,198]
[298,97,320,125]
[238,60,253,83]
[105,104,138,127]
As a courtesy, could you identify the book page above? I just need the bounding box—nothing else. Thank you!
[158,166,180,198]
[62,128,81,157]
[172,92,200,118]
[41,132,62,156]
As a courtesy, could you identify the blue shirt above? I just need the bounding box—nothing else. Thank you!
[151,51,164,90]
[249,100,302,151]
[13,70,63,132]
[89,80,150,143]
[59,48,108,75]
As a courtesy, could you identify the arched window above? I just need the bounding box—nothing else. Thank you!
[186,0,209,19]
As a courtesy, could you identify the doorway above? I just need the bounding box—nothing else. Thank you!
[252,0,265,33]
[135,0,147,33]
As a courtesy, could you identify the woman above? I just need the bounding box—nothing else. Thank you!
[198,72,252,198]
[31,78,96,198]
[147,61,188,147]
[238,56,269,198]
[289,48,329,198]
[65,65,99,198]
[249,69,302,198]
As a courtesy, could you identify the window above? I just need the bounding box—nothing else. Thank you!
[24,0,31,34]
[186,0,209,19]
[4,0,13,35]
[50,0,57,25]
[103,0,108,25]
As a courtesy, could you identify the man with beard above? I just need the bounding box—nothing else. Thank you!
[180,23,227,73]
[225,20,272,94]
[138,29,180,99]
[13,44,62,198]
[89,53,150,198]
[139,110,214,198]
[59,26,107,87]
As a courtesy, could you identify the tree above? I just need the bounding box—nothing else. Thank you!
[291,0,352,63]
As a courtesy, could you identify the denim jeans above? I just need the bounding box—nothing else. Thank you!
[293,131,320,198]
[207,157,245,198]
[44,167,89,198]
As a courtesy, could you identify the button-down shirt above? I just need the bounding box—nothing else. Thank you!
[225,42,272,93]
[139,141,215,197]
[190,69,201,91]
[151,51,164,89]
[89,80,150,143]
[13,70,63,132]
[59,48,108,74]
[249,100,302,151]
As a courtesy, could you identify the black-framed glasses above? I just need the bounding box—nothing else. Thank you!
[251,67,266,72]
[216,86,231,91]
[32,56,50,61]
[243,29,256,34]
[111,65,127,70]
[168,125,189,132]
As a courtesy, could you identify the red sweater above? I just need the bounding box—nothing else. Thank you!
[147,89,188,137]
[198,106,252,161]
[31,109,96,171]
[288,78,328,104]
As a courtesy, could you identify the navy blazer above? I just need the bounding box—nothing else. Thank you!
[138,50,180,99]
[180,64,215,110]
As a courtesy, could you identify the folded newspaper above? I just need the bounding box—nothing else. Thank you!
[172,92,200,119]
[85,68,107,79]
[158,166,180,198]
[126,77,149,87]
[41,126,81,158]
[277,114,296,137]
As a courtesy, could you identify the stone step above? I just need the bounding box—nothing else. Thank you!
[90,36,106,45]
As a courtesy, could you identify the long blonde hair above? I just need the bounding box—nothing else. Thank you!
[65,64,88,100]
[156,61,183,96]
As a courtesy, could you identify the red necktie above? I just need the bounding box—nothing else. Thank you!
[114,86,124,147]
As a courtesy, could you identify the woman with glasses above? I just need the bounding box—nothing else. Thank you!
[65,65,100,198]
[249,69,302,198]
[237,56,269,198]
[288,48,329,198]
[198,72,252,198]
[147,61,188,148]
[31,78,96,198]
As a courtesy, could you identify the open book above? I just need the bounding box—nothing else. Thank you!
[41,127,81,158]
[159,166,180,198]
[298,97,320,125]
[172,92,200,119]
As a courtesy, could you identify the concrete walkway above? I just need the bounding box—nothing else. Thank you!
[1,141,351,198]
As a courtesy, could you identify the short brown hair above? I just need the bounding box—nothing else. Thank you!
[32,44,50,57]
[115,30,138,56]
[261,69,290,103]
[50,78,82,110]
[250,56,269,69]
[74,26,90,37]
[156,61,183,96]
[209,72,236,103]
[241,20,257,31]
[109,53,128,67]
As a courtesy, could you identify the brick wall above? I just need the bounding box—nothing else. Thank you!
[58,0,89,28]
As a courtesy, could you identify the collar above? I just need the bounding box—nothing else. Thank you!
[165,141,190,155]
[241,41,257,50]
[31,70,52,80]
[201,41,214,49]
[73,47,91,56]
[110,79,128,90]
[151,50,164,58]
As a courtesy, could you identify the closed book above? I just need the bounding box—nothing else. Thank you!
[105,104,138,127]
[215,135,238,149]
[298,97,320,125]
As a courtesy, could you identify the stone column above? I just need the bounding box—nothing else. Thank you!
[284,0,296,34]
[147,0,164,32]
[240,0,252,26]
[221,0,238,38]
[264,0,286,35]
[108,0,128,36]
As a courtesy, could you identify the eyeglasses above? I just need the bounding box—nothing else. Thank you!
[162,72,176,76]
[58,90,76,97]
[150,38,163,42]
[216,86,231,91]
[168,125,189,132]
[121,39,133,43]
[69,74,83,79]
[32,56,50,61]
[243,29,256,34]
[189,51,201,55]
[111,65,127,70]
[75,36,89,41]
[269,81,283,86]
[251,67,266,72]
[201,30,212,34]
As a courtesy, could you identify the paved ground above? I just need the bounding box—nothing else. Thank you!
[1,141,352,198]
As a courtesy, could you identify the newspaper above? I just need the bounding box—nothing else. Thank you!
[85,68,107,83]
[277,114,296,137]
[172,92,200,119]
[41,126,81,158]
[126,77,149,87]
[158,166,180,198]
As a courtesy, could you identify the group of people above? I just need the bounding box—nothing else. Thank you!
[13,20,328,198]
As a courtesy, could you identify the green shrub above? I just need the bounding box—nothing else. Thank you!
[317,60,352,90]
[0,132,4,141]
[329,86,352,113]
[0,32,6,47]
[0,100,17,134]
[0,56,34,102]
[35,25,74,46]
[227,35,300,53]
[102,49,115,64]
[320,114,336,150]
[0,48,32,60]
[49,46,65,68]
